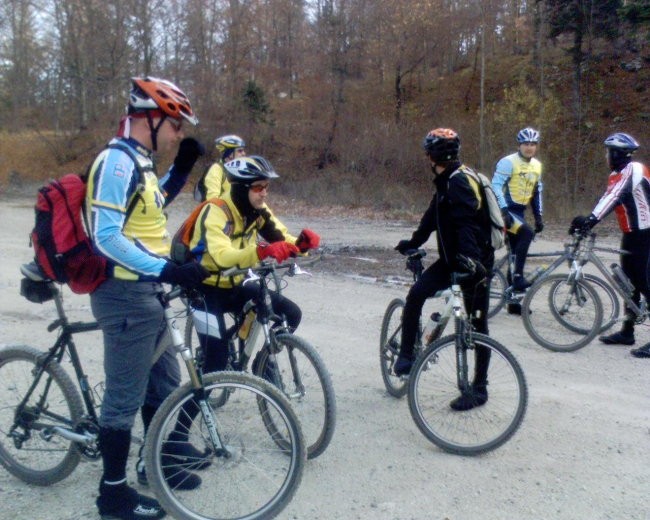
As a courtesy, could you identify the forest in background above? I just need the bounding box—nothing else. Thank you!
[1,0,649,220]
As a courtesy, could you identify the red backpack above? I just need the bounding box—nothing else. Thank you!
[30,143,144,294]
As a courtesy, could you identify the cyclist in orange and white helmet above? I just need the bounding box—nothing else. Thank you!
[87,76,209,520]
[394,128,494,411]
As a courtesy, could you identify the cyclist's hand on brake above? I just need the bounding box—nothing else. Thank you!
[159,261,210,289]
[534,217,544,234]
[257,241,300,263]
[296,228,320,252]
[568,214,597,236]
[395,239,415,254]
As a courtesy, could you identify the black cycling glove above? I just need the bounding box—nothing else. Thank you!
[159,262,210,289]
[569,214,597,235]
[395,239,416,255]
[173,137,205,174]
[455,254,487,281]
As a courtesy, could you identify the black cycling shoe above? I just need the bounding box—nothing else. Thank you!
[97,482,166,519]
[511,274,531,292]
[164,434,212,470]
[631,343,650,358]
[506,303,522,315]
[393,355,414,377]
[449,385,488,412]
[599,331,635,345]
[136,443,206,490]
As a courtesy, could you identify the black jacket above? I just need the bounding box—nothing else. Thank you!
[409,162,493,269]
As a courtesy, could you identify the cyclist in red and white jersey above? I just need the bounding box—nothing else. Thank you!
[570,132,650,358]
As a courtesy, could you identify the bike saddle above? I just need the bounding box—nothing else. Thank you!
[21,262,49,282]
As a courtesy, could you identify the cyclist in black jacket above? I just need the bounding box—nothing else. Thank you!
[394,128,495,411]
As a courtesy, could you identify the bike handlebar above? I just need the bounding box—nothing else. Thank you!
[221,254,322,279]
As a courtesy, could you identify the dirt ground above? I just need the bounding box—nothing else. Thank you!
[0,192,649,520]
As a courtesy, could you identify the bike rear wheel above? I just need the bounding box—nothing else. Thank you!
[522,274,603,352]
[144,371,306,520]
[379,298,409,398]
[487,268,507,318]
[255,333,336,459]
[0,346,83,485]
[408,334,527,455]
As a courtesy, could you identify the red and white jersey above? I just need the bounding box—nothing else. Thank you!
[592,161,650,233]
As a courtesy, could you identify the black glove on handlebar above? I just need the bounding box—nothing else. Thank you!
[395,239,415,255]
[159,261,210,289]
[568,214,597,236]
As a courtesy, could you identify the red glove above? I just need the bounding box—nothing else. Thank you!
[295,228,320,253]
[257,241,300,263]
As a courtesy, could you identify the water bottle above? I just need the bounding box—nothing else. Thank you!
[238,310,256,340]
[422,312,442,344]
[611,263,634,294]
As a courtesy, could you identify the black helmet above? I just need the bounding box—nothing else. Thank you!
[224,155,279,184]
[423,128,460,162]
[604,132,639,171]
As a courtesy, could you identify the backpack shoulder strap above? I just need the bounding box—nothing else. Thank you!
[104,142,148,220]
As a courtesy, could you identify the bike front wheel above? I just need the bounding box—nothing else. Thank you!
[522,274,603,352]
[408,333,527,455]
[379,298,409,398]
[0,346,84,485]
[144,371,306,520]
[255,333,336,459]
[549,274,619,335]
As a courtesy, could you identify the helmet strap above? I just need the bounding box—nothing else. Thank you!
[146,111,167,152]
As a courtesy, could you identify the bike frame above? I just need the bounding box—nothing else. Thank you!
[11,287,101,450]
[571,233,645,320]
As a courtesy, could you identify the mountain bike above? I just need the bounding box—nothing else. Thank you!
[0,263,306,520]
[522,231,647,352]
[488,234,619,333]
[407,272,528,455]
[184,257,336,459]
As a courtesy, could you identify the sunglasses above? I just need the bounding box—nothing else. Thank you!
[249,183,270,193]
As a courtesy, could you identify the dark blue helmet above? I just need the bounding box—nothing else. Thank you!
[517,127,540,144]
[605,133,639,171]
[603,132,639,151]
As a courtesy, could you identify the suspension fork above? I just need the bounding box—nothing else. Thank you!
[454,316,472,394]
[160,295,228,455]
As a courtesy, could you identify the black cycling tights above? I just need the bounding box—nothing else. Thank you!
[508,224,534,278]
[621,229,650,314]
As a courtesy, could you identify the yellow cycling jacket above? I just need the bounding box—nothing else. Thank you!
[492,152,543,215]
[189,193,297,288]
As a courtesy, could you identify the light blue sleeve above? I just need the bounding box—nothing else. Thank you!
[89,149,167,277]
[492,157,513,209]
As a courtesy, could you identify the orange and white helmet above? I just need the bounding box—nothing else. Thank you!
[129,76,198,126]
